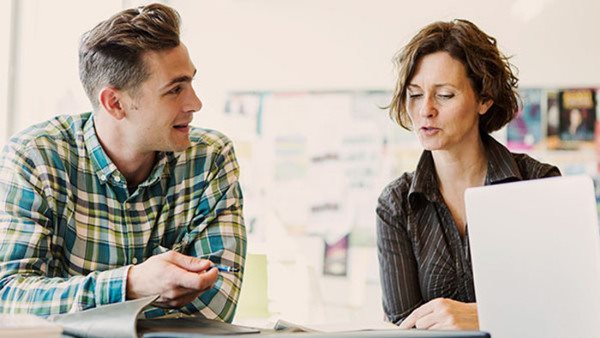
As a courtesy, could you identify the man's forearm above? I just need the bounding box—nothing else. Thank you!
[0,264,129,315]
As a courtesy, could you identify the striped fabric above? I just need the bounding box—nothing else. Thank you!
[376,134,560,325]
[0,112,246,321]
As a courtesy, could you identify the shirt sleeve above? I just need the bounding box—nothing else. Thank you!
[540,165,561,178]
[376,183,422,325]
[0,143,129,316]
[176,139,246,323]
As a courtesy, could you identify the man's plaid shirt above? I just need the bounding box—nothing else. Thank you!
[0,112,246,321]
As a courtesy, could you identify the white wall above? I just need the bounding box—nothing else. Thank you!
[6,0,122,138]
[0,1,12,142]
[4,0,599,138]
[168,0,600,129]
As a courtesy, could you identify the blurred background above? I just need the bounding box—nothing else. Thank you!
[1,0,599,328]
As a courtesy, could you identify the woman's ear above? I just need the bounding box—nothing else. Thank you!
[479,99,494,116]
[98,87,126,120]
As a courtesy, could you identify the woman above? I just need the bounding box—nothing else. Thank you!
[376,19,560,330]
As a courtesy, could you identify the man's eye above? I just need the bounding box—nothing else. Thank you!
[168,86,182,95]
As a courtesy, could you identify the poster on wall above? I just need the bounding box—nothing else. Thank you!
[323,234,350,277]
[558,88,597,147]
[545,89,561,149]
[506,88,543,150]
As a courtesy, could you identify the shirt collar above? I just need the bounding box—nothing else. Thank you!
[83,114,117,184]
[483,134,523,184]
[408,149,442,206]
[83,114,174,187]
[408,134,523,207]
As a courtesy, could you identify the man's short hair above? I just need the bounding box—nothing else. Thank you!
[79,3,181,108]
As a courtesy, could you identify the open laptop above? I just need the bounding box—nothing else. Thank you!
[465,175,600,338]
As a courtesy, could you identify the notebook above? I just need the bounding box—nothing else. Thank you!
[465,175,600,338]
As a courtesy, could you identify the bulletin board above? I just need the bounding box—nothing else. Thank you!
[220,88,600,319]
[224,88,600,254]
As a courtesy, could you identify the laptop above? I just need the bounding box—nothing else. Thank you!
[465,175,600,338]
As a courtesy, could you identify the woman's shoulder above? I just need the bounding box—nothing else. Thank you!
[511,152,562,179]
[378,172,414,207]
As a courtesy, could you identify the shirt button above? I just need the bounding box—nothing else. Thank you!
[114,176,121,182]
[132,257,138,264]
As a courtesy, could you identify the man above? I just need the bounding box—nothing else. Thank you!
[0,3,246,322]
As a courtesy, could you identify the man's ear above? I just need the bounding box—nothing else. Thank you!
[98,87,126,120]
[478,99,494,116]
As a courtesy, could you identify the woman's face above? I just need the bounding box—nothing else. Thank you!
[406,51,492,153]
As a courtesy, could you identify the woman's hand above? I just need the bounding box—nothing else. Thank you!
[399,298,479,330]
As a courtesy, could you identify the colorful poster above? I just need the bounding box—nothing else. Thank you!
[546,90,560,138]
[558,88,597,142]
[507,88,543,150]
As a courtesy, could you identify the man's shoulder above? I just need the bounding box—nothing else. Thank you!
[187,127,234,154]
[6,113,90,153]
[171,127,238,179]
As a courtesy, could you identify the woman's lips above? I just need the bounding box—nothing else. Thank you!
[420,126,440,136]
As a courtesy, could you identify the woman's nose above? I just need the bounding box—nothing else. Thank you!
[418,95,437,118]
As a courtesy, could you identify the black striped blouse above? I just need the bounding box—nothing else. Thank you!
[376,135,561,324]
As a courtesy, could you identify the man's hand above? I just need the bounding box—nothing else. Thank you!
[399,298,479,330]
[126,251,219,308]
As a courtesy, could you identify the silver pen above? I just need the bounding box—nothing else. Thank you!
[211,264,240,273]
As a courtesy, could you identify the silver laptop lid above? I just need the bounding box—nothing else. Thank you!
[465,175,600,338]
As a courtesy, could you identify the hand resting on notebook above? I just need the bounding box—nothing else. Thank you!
[126,251,218,308]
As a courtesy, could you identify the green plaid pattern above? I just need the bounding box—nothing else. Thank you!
[0,112,246,321]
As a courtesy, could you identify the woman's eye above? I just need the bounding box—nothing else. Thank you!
[408,93,423,99]
[438,93,454,99]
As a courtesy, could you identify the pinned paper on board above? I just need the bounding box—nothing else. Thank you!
[323,234,349,277]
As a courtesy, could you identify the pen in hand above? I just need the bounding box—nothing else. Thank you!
[210,264,240,273]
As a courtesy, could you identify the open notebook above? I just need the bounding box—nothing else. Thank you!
[48,295,259,338]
